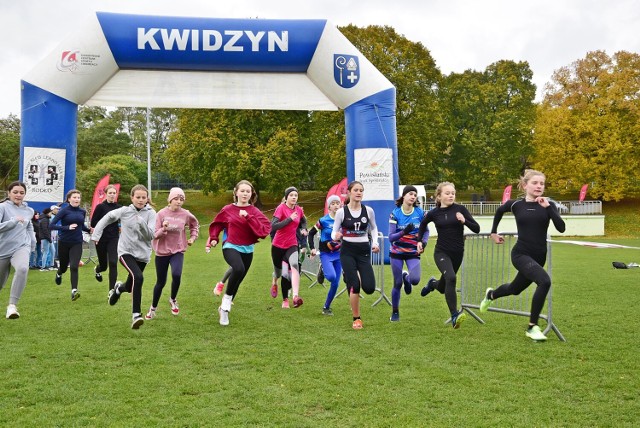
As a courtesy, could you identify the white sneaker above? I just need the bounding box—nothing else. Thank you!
[169,298,180,315]
[525,325,547,341]
[131,315,144,330]
[6,304,19,319]
[218,306,229,326]
[145,307,156,320]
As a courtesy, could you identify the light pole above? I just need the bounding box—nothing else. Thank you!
[146,107,151,193]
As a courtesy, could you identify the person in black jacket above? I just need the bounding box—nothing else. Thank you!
[50,189,91,301]
[39,208,53,270]
[29,212,41,269]
[90,185,121,291]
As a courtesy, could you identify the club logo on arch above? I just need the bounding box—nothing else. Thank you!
[334,54,360,88]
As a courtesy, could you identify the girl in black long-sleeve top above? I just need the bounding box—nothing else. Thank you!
[479,169,566,341]
[417,182,480,329]
[90,185,122,291]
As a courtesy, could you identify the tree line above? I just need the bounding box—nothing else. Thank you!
[1,25,638,201]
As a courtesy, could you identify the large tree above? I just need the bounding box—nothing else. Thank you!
[0,114,20,187]
[340,25,446,186]
[163,25,446,194]
[108,107,178,176]
[440,60,537,196]
[533,50,640,200]
[76,107,132,170]
[164,109,311,199]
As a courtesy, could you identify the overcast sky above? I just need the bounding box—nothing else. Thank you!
[2,0,639,118]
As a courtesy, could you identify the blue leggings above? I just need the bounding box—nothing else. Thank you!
[390,257,421,309]
[320,251,342,309]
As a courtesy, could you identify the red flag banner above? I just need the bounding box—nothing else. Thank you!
[579,184,588,202]
[324,177,348,214]
[90,174,110,219]
[501,185,512,204]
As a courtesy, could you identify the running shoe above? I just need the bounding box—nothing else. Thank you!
[71,289,80,301]
[322,307,333,316]
[94,266,103,282]
[145,307,156,320]
[526,325,547,341]
[352,319,363,330]
[281,298,290,309]
[317,266,325,285]
[214,281,224,296]
[6,304,19,319]
[402,270,412,294]
[390,312,400,322]
[55,273,62,285]
[293,296,304,308]
[479,288,494,312]
[169,298,180,315]
[421,276,437,297]
[131,315,144,330]
[218,307,229,326]
[108,282,123,306]
[270,283,278,298]
[451,310,466,329]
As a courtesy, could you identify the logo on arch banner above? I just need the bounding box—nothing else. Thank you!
[334,54,360,88]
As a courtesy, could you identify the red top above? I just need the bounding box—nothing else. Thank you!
[208,204,271,246]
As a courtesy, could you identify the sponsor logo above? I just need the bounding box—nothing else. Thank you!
[137,28,289,52]
[57,50,101,73]
[24,153,64,195]
[334,54,359,88]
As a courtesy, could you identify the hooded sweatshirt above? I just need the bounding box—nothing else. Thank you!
[0,199,36,259]
[153,206,199,257]
[92,204,156,263]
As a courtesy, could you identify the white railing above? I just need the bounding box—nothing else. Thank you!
[418,200,602,215]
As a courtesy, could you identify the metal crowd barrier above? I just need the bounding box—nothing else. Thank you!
[459,233,565,341]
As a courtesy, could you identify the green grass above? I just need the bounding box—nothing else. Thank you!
[2,192,638,426]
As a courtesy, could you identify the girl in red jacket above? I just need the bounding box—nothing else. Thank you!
[207,180,271,326]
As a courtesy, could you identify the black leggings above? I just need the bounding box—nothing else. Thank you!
[57,241,83,290]
[433,249,464,314]
[119,254,147,314]
[492,250,550,325]
[272,245,298,299]
[96,237,119,290]
[222,248,253,297]
[152,252,184,307]
[340,241,375,295]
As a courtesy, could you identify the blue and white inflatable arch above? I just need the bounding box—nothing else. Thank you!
[21,12,399,227]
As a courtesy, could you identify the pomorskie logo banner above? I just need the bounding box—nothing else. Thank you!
[23,147,65,203]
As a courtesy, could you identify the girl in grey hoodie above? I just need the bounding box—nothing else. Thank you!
[0,181,36,319]
[92,185,156,329]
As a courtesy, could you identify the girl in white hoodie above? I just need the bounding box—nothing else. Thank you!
[0,181,36,319]
[92,185,156,329]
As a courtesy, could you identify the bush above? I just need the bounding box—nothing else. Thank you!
[76,155,147,200]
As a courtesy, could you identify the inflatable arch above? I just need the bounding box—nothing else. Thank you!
[20,12,399,231]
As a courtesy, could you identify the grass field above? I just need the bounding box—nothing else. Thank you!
[1,193,638,427]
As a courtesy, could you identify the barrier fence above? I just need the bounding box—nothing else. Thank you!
[459,233,565,341]
[300,233,389,307]
[420,200,602,216]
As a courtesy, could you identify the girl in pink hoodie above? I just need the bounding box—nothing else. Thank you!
[145,188,199,320]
